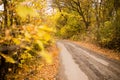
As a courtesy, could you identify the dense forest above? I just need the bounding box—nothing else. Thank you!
[52,0,120,51]
[0,0,120,80]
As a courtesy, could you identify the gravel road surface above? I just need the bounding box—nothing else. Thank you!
[57,41,120,80]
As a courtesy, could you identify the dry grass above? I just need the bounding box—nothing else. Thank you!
[73,41,120,61]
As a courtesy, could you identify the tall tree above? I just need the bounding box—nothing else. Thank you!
[2,0,8,28]
[53,0,92,30]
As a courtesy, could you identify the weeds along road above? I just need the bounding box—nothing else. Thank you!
[56,41,120,80]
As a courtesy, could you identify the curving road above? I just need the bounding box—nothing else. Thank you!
[57,41,120,80]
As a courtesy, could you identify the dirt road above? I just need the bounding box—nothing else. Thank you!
[57,41,120,80]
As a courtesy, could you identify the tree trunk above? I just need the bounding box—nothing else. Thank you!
[94,0,100,41]
[2,0,8,28]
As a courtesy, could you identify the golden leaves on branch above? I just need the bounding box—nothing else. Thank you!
[0,52,16,63]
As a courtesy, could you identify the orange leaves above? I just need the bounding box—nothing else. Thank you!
[5,29,12,40]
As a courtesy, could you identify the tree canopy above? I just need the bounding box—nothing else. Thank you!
[53,0,120,51]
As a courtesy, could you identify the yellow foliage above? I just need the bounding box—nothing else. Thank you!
[16,4,39,19]
[12,38,21,45]
[40,51,53,64]
[24,46,31,51]
[0,52,15,63]
[44,33,51,41]
[39,25,55,32]
[18,24,54,65]
[20,53,32,59]
[36,40,44,50]
[25,32,31,39]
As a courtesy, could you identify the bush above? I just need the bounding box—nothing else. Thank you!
[99,21,114,47]
[0,24,54,79]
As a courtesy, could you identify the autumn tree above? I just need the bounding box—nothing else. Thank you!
[53,0,92,30]
[53,0,120,50]
[0,0,55,79]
